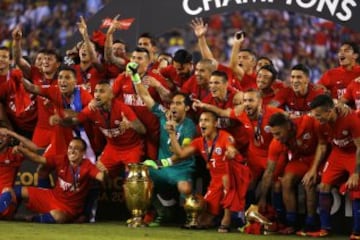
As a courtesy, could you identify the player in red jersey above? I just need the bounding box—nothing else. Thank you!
[0,124,38,219]
[112,47,170,160]
[318,42,360,99]
[0,46,37,138]
[257,113,319,234]
[304,95,360,239]
[192,71,248,151]
[180,59,216,101]
[14,138,105,223]
[62,81,146,178]
[12,26,61,148]
[340,77,360,113]
[170,111,250,232]
[256,64,284,106]
[160,49,193,91]
[137,32,158,69]
[270,64,324,116]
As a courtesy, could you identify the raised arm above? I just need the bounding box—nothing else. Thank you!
[104,15,126,68]
[229,32,246,80]
[77,16,104,71]
[12,26,32,78]
[192,99,231,117]
[190,18,218,68]
[22,78,40,95]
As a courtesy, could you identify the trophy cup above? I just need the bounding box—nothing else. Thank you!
[123,163,153,227]
[183,194,206,228]
[245,204,275,234]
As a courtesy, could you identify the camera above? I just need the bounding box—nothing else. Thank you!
[235,31,246,40]
[8,138,20,147]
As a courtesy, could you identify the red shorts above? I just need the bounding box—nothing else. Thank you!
[321,150,355,185]
[27,187,78,218]
[247,154,267,181]
[99,144,143,178]
[32,126,53,148]
[204,175,225,216]
[284,158,312,177]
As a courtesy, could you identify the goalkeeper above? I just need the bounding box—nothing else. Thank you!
[127,62,196,226]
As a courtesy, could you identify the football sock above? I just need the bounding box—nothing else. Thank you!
[319,192,332,230]
[0,192,12,213]
[273,191,285,222]
[353,199,360,233]
[31,213,56,223]
[286,211,297,227]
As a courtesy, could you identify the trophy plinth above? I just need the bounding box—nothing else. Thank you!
[123,164,153,228]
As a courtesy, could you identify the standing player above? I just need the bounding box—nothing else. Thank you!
[304,94,360,239]
[169,111,251,232]
[14,138,105,223]
[318,42,360,99]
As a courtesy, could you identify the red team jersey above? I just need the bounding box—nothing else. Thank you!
[230,106,283,178]
[318,65,360,99]
[273,83,324,116]
[268,115,318,177]
[0,69,37,132]
[27,155,99,217]
[77,98,141,149]
[0,148,24,190]
[180,75,209,101]
[343,80,360,111]
[112,71,169,159]
[160,65,190,90]
[73,64,106,94]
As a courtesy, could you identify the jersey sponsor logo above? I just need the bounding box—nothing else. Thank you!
[59,177,77,192]
[303,132,311,140]
[333,137,352,148]
[99,127,125,138]
[264,125,271,133]
[123,93,146,107]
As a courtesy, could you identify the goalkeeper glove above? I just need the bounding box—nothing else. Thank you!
[126,62,141,84]
[143,159,159,169]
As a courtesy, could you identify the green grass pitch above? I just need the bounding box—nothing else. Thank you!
[0,221,347,240]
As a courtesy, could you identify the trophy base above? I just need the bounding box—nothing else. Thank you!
[126,217,147,228]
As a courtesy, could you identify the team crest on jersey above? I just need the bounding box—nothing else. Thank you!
[342,130,349,136]
[114,120,120,125]
[86,73,91,80]
[215,147,222,155]
[4,159,10,164]
[303,133,311,140]
[264,125,271,133]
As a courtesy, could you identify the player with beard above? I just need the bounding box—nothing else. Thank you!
[270,64,324,117]
[257,112,319,235]
[14,138,105,223]
[318,42,360,100]
[256,64,284,106]
[160,49,193,91]
[169,111,250,232]
[0,123,38,220]
[132,68,196,226]
[60,81,146,178]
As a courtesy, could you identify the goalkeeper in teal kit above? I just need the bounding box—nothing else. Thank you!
[127,62,196,226]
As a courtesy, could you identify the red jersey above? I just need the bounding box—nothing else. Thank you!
[112,71,168,133]
[73,64,106,94]
[180,75,209,101]
[273,83,324,116]
[38,85,92,115]
[268,115,318,163]
[160,65,190,90]
[0,148,24,190]
[0,69,37,132]
[217,64,242,91]
[343,80,360,111]
[77,98,142,149]
[191,130,234,176]
[30,66,57,129]
[239,72,257,91]
[230,106,283,158]
[202,88,248,149]
[47,155,99,213]
[318,65,360,99]
[317,112,360,153]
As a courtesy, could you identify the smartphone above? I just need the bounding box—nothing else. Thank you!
[235,31,246,40]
